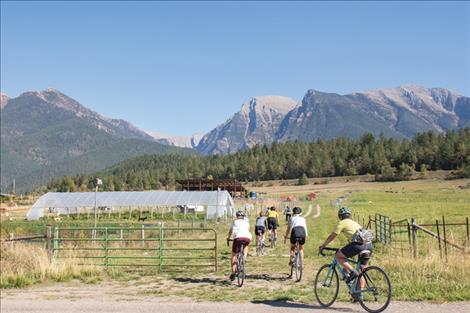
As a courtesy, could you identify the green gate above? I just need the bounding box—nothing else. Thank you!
[52,226,217,271]
[375,213,391,244]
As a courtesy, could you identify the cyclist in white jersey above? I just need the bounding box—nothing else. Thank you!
[284,207,308,265]
[255,212,268,243]
[227,210,252,281]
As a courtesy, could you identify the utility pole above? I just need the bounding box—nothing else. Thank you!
[93,178,102,239]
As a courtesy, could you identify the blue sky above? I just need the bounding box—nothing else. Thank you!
[1,1,469,135]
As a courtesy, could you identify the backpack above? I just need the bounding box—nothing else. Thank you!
[352,229,374,244]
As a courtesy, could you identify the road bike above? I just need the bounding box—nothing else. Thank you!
[256,235,265,256]
[270,230,277,248]
[227,239,247,287]
[287,237,303,282]
[314,247,392,313]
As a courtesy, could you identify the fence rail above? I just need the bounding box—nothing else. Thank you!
[51,226,218,271]
[360,212,469,259]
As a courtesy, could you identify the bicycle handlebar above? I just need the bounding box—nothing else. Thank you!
[320,247,339,256]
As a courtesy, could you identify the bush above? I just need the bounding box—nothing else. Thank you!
[298,174,309,185]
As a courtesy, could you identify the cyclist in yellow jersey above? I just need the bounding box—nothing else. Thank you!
[319,207,373,301]
[266,206,279,241]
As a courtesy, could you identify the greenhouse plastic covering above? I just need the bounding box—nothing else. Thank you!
[26,190,234,220]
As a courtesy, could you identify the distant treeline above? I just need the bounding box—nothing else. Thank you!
[46,128,470,192]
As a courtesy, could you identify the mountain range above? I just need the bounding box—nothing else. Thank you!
[0,89,193,193]
[1,85,469,193]
[197,85,470,154]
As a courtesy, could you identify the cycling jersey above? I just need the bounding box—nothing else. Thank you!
[231,219,252,240]
[255,216,267,227]
[290,215,308,236]
[267,210,279,219]
[333,218,361,242]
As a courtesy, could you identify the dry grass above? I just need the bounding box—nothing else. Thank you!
[0,242,102,288]
[378,247,470,301]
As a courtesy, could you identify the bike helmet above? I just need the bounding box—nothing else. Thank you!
[338,207,352,219]
[235,210,245,218]
[270,206,276,211]
[293,207,302,214]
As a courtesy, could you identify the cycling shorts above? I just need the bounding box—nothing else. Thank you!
[232,237,251,253]
[255,226,265,235]
[267,217,277,230]
[340,242,373,258]
[290,226,306,245]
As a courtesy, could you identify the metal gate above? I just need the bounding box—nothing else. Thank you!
[375,213,391,244]
[52,226,217,271]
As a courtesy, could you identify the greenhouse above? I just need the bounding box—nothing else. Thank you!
[26,190,234,220]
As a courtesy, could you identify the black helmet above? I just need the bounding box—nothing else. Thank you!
[293,207,302,214]
[235,210,245,218]
[270,206,276,211]
[338,207,352,219]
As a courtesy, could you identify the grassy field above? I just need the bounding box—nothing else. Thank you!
[1,176,470,302]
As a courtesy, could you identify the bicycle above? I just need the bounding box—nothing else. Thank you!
[287,237,303,282]
[314,247,392,313]
[256,236,265,256]
[227,239,246,287]
[270,229,277,248]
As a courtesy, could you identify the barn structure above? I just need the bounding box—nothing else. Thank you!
[176,179,247,198]
[26,190,234,220]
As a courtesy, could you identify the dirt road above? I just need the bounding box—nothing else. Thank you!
[2,283,469,313]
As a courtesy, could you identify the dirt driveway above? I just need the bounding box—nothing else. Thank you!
[1,282,469,313]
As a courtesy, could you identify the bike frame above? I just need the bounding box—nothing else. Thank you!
[324,255,363,294]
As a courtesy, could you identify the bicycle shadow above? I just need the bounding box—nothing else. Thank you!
[245,273,292,281]
[172,277,231,286]
[252,300,355,312]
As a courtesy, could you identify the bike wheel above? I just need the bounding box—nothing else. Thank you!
[237,253,246,287]
[358,266,392,313]
[270,234,275,248]
[314,264,339,307]
[295,251,302,282]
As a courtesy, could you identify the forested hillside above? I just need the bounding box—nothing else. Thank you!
[46,128,470,192]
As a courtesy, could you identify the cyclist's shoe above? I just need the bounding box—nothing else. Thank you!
[345,270,359,284]
[351,292,363,303]
[229,273,236,281]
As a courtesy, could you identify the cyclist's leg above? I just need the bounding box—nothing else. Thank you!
[358,243,373,290]
[242,238,250,259]
[289,243,295,264]
[231,239,240,274]
[336,243,360,273]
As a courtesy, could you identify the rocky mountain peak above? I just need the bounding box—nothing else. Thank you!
[0,92,9,110]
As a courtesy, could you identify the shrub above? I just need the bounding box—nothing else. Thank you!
[298,174,309,185]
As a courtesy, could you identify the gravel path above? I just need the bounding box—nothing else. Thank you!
[2,283,469,313]
[2,297,470,313]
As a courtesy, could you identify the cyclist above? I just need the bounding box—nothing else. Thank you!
[266,206,279,242]
[255,211,268,244]
[318,207,373,299]
[284,206,307,265]
[284,205,293,224]
[227,210,252,281]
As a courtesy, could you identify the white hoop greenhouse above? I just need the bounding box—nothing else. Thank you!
[26,190,234,220]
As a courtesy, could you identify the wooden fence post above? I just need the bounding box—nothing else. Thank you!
[435,220,442,259]
[46,226,52,260]
[442,216,448,261]
[466,217,469,244]
[411,218,417,258]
